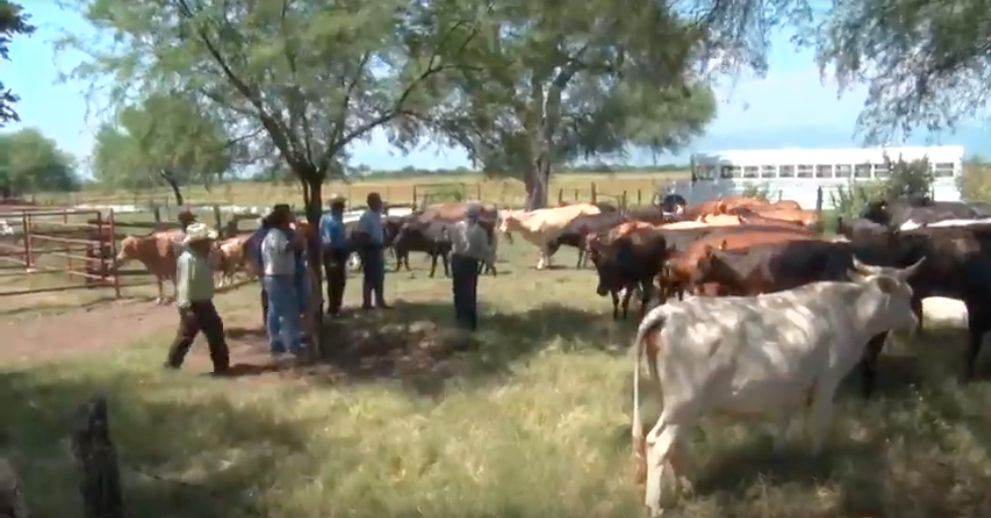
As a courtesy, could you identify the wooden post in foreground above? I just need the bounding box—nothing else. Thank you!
[72,396,125,518]
[0,459,31,518]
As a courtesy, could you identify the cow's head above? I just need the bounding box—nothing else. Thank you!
[847,257,926,336]
[860,200,893,226]
[115,236,141,265]
[689,240,734,291]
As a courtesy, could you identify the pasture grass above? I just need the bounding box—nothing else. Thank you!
[34,171,689,209]
[2,239,991,518]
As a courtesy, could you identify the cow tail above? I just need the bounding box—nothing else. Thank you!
[632,308,667,485]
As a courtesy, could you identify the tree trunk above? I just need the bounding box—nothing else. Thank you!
[158,169,184,207]
[72,396,125,518]
[0,459,31,518]
[523,159,551,210]
[301,174,325,360]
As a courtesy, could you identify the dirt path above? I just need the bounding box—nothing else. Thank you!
[0,300,179,363]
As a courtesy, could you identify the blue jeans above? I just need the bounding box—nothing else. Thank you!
[360,247,386,307]
[263,275,302,354]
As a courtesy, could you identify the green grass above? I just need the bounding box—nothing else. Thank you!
[2,238,991,518]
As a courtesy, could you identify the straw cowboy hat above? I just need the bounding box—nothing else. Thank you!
[182,222,218,244]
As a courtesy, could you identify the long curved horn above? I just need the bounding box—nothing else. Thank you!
[897,257,926,280]
[851,256,883,275]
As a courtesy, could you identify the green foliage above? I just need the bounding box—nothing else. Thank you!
[957,158,991,202]
[57,0,482,215]
[0,1,34,125]
[0,128,79,194]
[829,155,934,219]
[814,0,991,142]
[388,0,719,208]
[741,183,771,201]
[91,94,234,191]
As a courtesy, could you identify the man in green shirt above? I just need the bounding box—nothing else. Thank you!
[166,222,231,375]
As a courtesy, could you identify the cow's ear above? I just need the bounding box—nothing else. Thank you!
[703,244,714,255]
[719,239,728,250]
[846,269,868,284]
[874,275,899,294]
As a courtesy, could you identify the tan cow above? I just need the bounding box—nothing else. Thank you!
[211,235,253,287]
[114,229,185,305]
[499,203,602,269]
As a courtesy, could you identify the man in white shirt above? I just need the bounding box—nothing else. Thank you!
[261,205,305,355]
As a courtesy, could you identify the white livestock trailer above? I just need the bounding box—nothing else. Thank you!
[659,145,964,209]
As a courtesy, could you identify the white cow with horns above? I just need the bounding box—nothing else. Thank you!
[630,256,925,517]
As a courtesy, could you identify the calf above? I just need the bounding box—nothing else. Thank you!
[211,235,252,287]
[546,212,628,268]
[631,258,923,517]
[587,229,669,320]
[392,220,453,278]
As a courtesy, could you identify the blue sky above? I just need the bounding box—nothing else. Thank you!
[9,2,979,175]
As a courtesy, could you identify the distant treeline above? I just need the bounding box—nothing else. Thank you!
[247,163,689,182]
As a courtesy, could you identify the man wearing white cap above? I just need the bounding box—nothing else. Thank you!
[166,222,230,375]
[449,202,494,331]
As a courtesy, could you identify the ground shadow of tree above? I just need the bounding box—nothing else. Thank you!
[224,300,636,397]
[0,368,323,518]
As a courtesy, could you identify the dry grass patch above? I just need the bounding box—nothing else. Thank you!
[2,239,991,518]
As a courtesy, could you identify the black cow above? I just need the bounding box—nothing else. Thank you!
[545,212,628,269]
[392,219,453,278]
[587,228,668,320]
[861,198,982,229]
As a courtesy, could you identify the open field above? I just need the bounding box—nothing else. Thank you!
[2,236,991,518]
[32,171,690,208]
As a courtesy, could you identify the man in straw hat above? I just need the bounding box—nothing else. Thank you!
[319,194,349,316]
[166,222,231,375]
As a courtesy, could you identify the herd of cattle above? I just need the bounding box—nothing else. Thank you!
[106,193,991,515]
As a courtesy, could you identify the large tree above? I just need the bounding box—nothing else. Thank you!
[58,0,484,354]
[812,0,991,143]
[404,0,718,208]
[91,94,237,194]
[0,1,34,126]
[0,128,79,195]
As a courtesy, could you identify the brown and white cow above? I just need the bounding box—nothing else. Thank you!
[114,229,185,305]
[499,203,602,269]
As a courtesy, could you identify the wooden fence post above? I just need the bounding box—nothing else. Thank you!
[591,182,598,203]
[20,212,31,270]
[72,396,125,518]
[0,459,31,518]
[212,205,223,230]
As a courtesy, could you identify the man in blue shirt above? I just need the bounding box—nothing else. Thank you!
[354,192,390,310]
[319,195,349,316]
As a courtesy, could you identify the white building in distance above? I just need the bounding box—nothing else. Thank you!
[661,145,964,209]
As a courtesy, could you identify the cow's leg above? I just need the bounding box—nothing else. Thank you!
[621,286,635,320]
[858,333,887,398]
[428,253,438,278]
[536,246,547,270]
[155,277,165,305]
[964,302,990,379]
[807,388,838,455]
[639,280,654,319]
[764,412,792,454]
[611,290,621,320]
[911,296,924,334]
[442,251,450,278]
[643,418,683,517]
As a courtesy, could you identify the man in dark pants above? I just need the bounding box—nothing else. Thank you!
[319,195,349,315]
[166,222,231,375]
[450,203,494,331]
[354,192,391,310]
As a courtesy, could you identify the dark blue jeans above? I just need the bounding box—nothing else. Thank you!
[360,246,386,307]
[451,254,479,330]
